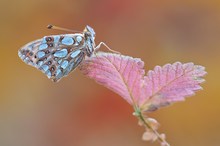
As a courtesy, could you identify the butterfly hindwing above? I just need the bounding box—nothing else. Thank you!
[54,49,86,82]
[18,34,86,82]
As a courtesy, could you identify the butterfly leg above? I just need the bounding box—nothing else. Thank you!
[95,42,121,54]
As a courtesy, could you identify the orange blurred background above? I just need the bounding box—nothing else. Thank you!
[0,0,220,146]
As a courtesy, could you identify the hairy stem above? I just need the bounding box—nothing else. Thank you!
[134,108,170,146]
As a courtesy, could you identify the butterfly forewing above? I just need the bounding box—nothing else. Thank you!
[18,34,86,82]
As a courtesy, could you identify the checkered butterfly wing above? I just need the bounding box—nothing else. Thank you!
[18,34,86,82]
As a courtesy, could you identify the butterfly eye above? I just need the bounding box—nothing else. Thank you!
[86,25,95,37]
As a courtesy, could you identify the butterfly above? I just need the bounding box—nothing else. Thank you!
[18,25,118,82]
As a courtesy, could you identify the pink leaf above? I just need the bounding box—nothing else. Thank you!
[80,52,145,105]
[80,52,206,112]
[80,52,206,145]
[140,62,207,111]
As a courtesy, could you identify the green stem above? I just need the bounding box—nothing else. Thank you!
[134,108,170,146]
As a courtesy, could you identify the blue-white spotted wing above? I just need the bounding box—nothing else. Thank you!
[18,34,86,82]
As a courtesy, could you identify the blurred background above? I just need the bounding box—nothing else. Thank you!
[0,0,219,146]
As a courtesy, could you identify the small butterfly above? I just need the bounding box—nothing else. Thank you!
[18,25,118,82]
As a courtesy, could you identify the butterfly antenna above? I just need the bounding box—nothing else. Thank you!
[47,24,82,33]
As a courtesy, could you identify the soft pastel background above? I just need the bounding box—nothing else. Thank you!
[0,0,219,146]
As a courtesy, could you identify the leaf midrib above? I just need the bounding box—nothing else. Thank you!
[103,56,137,106]
[141,67,194,106]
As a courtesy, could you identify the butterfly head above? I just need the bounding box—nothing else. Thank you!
[84,25,96,38]
[83,25,96,54]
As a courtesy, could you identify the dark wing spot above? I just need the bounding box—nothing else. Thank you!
[47,61,52,65]
[48,43,53,47]
[46,37,53,42]
[59,36,64,41]
[29,52,33,56]
[51,66,55,71]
